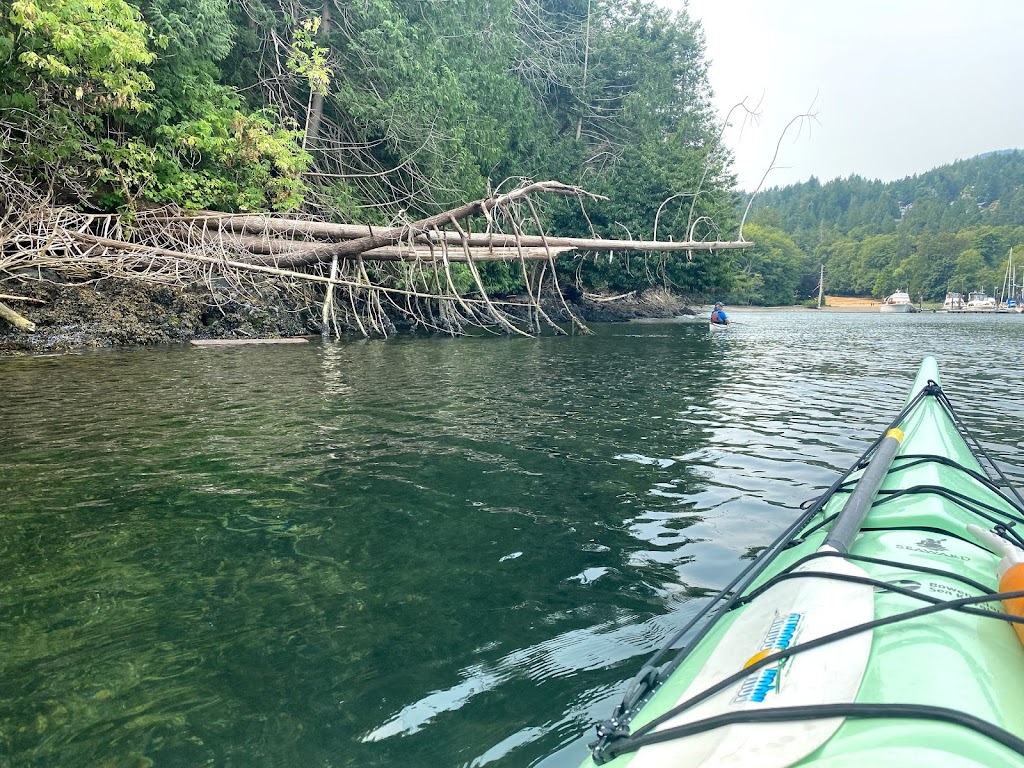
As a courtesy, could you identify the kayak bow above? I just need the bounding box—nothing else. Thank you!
[585,356,1024,768]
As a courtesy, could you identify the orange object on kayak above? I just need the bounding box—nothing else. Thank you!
[968,524,1024,647]
[1000,563,1024,646]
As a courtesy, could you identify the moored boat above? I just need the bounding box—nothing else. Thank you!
[943,292,965,311]
[879,290,917,313]
[582,357,1024,768]
[966,290,997,310]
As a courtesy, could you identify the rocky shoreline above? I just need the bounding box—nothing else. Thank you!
[0,279,697,355]
[0,279,316,355]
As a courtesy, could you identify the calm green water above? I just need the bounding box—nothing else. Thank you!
[2,312,1023,768]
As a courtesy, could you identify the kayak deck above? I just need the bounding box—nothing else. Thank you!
[585,357,1024,767]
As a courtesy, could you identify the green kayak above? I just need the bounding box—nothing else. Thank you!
[583,356,1024,768]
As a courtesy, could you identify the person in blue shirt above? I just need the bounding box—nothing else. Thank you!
[710,302,730,325]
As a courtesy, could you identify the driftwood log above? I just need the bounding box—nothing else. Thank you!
[0,300,35,332]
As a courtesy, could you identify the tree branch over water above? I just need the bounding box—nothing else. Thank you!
[1,177,751,339]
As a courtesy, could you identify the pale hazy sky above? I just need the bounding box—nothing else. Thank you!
[658,0,1024,190]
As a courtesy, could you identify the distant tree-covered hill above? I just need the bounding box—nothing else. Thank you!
[731,152,1024,305]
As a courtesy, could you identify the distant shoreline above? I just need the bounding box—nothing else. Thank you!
[724,305,881,314]
[697,296,909,314]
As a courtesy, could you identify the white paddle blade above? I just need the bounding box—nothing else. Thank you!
[630,556,874,768]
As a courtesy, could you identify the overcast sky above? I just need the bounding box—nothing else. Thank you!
[659,0,1024,190]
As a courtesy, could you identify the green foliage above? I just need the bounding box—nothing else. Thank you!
[150,108,310,211]
[1,0,312,210]
[83,107,310,212]
[287,16,330,98]
[950,248,988,293]
[129,0,234,127]
[476,262,527,296]
[1,0,156,194]
[726,225,810,306]
[747,152,1024,240]
[7,0,155,112]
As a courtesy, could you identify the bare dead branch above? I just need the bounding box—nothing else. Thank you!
[740,99,820,239]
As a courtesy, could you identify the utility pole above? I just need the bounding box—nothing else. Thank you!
[817,264,824,309]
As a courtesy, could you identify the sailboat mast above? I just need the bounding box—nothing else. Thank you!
[1000,248,1013,308]
[818,264,824,309]
[1007,250,1015,303]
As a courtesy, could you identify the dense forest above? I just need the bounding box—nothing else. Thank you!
[737,151,1024,305]
[0,0,742,308]
[6,0,1022,329]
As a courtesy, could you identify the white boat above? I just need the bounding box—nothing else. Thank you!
[966,290,997,310]
[942,292,965,311]
[709,322,729,333]
[879,290,916,313]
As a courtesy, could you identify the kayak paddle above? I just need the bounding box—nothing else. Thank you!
[627,427,905,768]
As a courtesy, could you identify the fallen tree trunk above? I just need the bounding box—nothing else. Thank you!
[2,179,753,341]
[151,180,752,269]
[68,232,533,308]
[178,215,752,261]
[359,245,574,261]
[67,230,584,338]
[211,234,571,261]
[218,181,597,268]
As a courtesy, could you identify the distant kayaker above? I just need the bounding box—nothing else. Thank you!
[710,302,730,325]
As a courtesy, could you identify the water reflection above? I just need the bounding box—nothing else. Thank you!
[1,312,1022,767]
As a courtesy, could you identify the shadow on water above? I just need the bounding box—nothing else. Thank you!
[1,312,1023,767]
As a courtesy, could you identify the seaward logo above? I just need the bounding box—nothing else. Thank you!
[895,536,969,560]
